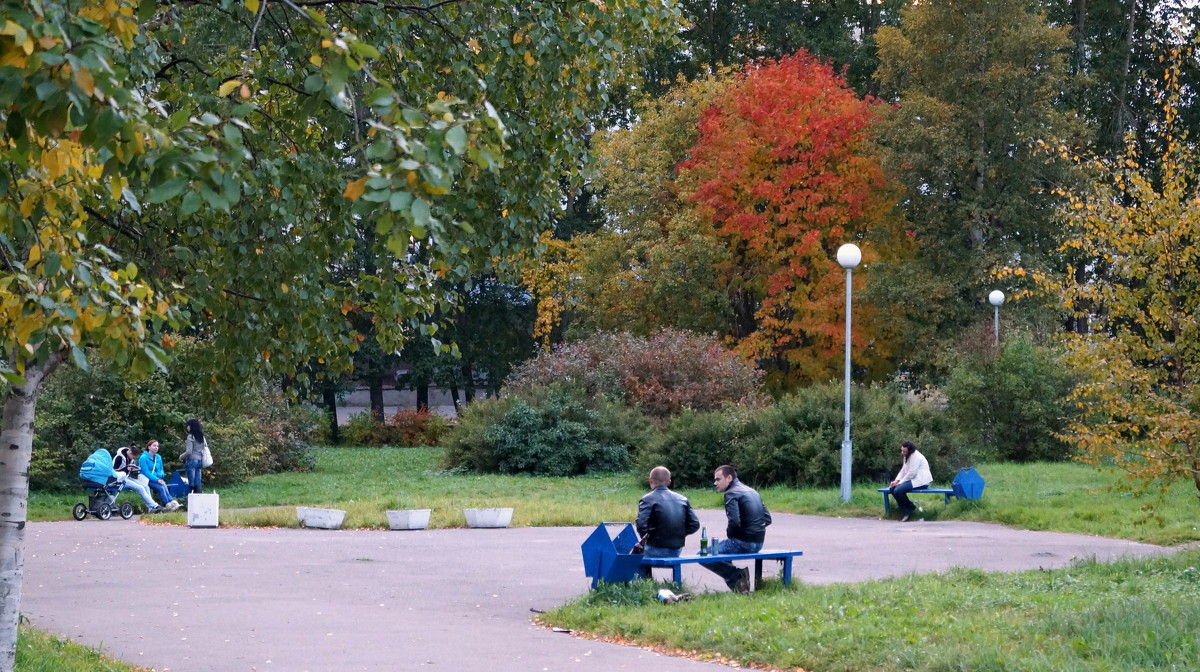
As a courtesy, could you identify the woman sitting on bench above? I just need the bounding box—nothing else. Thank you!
[887,441,932,522]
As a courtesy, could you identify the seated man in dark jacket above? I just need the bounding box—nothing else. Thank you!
[705,464,772,593]
[636,466,700,560]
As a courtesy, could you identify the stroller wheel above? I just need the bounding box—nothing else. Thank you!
[95,502,112,520]
[72,503,88,521]
[118,502,134,520]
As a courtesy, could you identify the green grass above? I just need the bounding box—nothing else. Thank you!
[15,626,144,671]
[545,550,1200,672]
[29,448,1200,544]
[759,461,1200,546]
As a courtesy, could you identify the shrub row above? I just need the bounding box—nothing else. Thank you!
[443,381,968,486]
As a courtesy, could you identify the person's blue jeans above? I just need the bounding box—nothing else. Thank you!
[185,459,203,494]
[704,537,763,589]
[889,481,928,516]
[642,544,682,558]
[640,544,681,578]
[146,480,174,505]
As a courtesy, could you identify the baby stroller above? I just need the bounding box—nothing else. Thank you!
[72,477,135,521]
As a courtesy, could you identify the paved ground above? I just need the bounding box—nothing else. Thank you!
[22,510,1174,672]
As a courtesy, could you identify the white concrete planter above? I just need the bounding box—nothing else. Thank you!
[386,509,431,530]
[464,507,513,528]
[187,493,219,528]
[297,506,346,530]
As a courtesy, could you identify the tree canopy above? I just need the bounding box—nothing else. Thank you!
[0,1,681,668]
[1032,41,1200,501]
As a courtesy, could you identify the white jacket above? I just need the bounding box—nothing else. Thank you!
[895,450,933,488]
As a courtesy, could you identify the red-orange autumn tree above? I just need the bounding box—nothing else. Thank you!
[683,52,902,388]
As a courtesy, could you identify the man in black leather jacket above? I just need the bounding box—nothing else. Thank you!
[705,464,772,593]
[636,466,700,559]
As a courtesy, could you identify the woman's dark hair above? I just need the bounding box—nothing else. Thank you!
[186,418,205,442]
[901,440,917,455]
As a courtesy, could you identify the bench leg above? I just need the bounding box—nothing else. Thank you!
[673,565,682,586]
[943,492,951,506]
[754,559,763,589]
[782,557,792,586]
[882,491,891,515]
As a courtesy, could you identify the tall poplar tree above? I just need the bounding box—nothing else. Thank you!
[874,0,1082,377]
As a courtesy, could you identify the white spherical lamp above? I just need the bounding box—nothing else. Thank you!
[988,290,1005,307]
[836,243,861,270]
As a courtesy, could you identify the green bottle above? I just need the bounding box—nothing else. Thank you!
[699,527,708,556]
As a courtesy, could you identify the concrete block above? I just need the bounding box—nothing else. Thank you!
[386,509,431,530]
[297,506,346,530]
[464,507,512,528]
[187,494,219,528]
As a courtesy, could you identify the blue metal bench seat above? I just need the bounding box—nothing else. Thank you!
[640,549,805,588]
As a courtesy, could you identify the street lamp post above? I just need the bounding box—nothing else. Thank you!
[988,290,1005,346]
[836,243,861,502]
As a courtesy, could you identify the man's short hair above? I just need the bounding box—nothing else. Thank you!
[715,465,736,479]
[649,466,671,485]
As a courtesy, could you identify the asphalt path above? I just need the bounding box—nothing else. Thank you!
[22,510,1173,672]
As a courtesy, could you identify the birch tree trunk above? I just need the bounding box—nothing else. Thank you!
[0,354,64,672]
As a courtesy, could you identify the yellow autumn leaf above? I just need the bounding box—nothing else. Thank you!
[343,177,367,201]
[217,79,242,97]
[281,283,289,293]
[310,54,323,67]
[245,0,260,13]
[467,38,480,54]
[524,51,535,66]
[74,67,96,96]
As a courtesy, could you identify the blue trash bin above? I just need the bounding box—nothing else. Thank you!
[952,467,986,500]
[581,522,644,589]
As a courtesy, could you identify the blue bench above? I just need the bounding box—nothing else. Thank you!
[877,467,987,515]
[877,487,954,515]
[581,523,803,590]
[640,550,805,590]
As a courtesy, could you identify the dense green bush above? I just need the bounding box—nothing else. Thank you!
[635,407,749,487]
[31,340,319,490]
[505,329,766,420]
[640,382,962,489]
[943,332,1077,462]
[441,384,654,476]
[441,396,521,473]
[341,409,450,447]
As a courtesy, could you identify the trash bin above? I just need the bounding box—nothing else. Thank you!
[952,467,986,500]
[581,522,643,589]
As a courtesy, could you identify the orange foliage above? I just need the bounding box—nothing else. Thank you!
[683,52,898,385]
